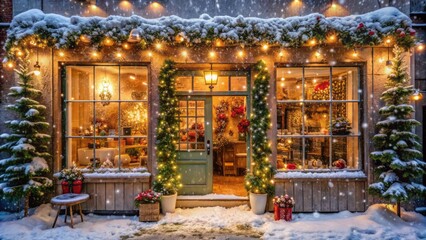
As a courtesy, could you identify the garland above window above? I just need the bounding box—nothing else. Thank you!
[4,7,419,61]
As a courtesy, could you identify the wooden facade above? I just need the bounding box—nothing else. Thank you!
[275,178,367,212]
[55,176,150,213]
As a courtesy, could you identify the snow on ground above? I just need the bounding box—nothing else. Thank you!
[0,204,425,240]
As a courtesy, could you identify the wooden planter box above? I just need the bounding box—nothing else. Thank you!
[139,202,160,222]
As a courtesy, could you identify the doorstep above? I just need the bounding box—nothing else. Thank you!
[176,194,248,208]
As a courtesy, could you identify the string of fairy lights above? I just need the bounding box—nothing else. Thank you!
[5,34,425,76]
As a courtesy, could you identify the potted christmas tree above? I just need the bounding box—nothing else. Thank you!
[244,61,275,214]
[153,60,182,214]
[369,46,426,217]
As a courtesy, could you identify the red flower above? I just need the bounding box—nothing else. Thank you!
[357,23,364,29]
[314,81,329,91]
[218,113,227,120]
[237,119,250,133]
[368,30,375,36]
[409,28,416,36]
[399,32,406,37]
[287,163,296,169]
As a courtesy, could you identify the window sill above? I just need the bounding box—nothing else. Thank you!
[274,170,366,179]
[54,167,151,180]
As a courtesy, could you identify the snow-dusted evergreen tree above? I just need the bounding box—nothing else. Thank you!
[0,57,52,216]
[369,46,426,217]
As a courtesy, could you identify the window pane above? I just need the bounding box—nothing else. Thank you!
[67,66,93,101]
[305,67,330,100]
[120,66,148,101]
[67,102,94,136]
[277,102,303,135]
[193,76,211,92]
[332,67,359,101]
[176,76,192,92]
[332,137,359,169]
[304,103,331,135]
[332,102,359,135]
[94,102,119,136]
[95,66,119,102]
[212,76,229,91]
[121,102,148,136]
[306,137,330,169]
[230,76,247,91]
[276,68,302,100]
[276,137,303,170]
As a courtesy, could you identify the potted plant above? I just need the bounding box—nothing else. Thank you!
[134,189,162,222]
[244,60,275,215]
[58,166,84,194]
[273,194,295,221]
[153,60,182,214]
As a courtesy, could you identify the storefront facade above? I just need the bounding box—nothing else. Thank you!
[1,1,423,213]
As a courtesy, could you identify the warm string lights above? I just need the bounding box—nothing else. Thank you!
[244,60,274,196]
[152,60,182,195]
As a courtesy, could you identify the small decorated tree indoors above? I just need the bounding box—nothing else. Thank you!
[0,56,52,216]
[153,60,182,198]
[369,46,426,217]
[245,60,274,214]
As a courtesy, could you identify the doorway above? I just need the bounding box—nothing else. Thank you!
[212,96,249,197]
[175,68,250,196]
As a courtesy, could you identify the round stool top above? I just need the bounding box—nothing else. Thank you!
[51,193,89,205]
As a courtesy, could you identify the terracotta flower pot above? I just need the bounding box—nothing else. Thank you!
[61,181,70,194]
[72,180,83,194]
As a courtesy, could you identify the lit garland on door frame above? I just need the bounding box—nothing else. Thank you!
[152,59,182,195]
[244,60,275,195]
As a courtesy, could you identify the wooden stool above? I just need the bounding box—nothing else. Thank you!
[51,193,89,228]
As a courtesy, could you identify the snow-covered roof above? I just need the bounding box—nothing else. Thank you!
[5,7,416,60]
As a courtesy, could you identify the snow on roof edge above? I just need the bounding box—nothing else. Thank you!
[5,7,417,60]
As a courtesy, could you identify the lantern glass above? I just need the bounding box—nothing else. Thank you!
[204,70,218,86]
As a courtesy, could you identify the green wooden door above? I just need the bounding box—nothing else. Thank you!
[177,97,213,195]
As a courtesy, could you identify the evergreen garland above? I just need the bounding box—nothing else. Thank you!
[244,60,274,195]
[4,8,417,61]
[0,56,52,216]
[369,46,426,216]
[153,60,182,195]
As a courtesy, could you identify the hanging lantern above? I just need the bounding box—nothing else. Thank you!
[33,62,41,76]
[204,63,218,89]
[411,89,423,101]
[128,29,141,43]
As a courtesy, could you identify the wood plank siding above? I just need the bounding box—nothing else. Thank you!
[55,176,150,213]
[274,178,367,212]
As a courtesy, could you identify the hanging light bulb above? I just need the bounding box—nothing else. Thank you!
[34,49,41,76]
[352,49,358,57]
[411,89,423,101]
[33,62,41,76]
[128,28,141,43]
[238,50,244,57]
[262,44,269,51]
